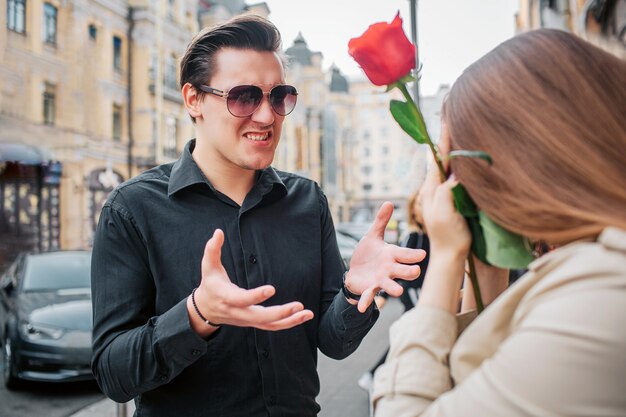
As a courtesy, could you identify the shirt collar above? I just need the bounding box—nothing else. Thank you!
[168,139,208,196]
[168,139,288,200]
[528,227,626,271]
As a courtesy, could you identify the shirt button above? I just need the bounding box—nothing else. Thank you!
[268,395,277,405]
[192,349,201,356]
[346,313,354,319]
[262,349,270,359]
[249,254,257,264]
[160,375,167,381]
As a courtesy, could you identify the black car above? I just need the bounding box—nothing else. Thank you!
[336,229,360,268]
[0,250,93,389]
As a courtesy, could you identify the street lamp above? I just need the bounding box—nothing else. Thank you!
[409,0,420,108]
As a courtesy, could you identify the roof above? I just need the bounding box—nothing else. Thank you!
[285,32,313,65]
[330,66,349,93]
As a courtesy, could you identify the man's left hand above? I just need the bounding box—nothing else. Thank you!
[345,201,426,312]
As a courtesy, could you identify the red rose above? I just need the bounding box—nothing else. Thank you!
[348,12,416,86]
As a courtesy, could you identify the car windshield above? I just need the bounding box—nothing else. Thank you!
[22,252,92,291]
[336,232,358,250]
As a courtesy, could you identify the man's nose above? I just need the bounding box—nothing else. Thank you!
[251,95,275,124]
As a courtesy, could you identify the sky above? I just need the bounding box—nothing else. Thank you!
[263,0,519,96]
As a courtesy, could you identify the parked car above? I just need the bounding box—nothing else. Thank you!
[336,229,360,268]
[0,250,93,389]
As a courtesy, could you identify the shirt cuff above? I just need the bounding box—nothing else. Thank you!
[153,298,213,368]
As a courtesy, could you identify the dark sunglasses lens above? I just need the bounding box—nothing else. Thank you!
[227,85,263,117]
[270,85,298,116]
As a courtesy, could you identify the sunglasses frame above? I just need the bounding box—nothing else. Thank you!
[198,84,298,118]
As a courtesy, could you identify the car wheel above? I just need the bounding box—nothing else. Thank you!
[3,335,21,390]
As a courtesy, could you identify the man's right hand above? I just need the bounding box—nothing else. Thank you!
[187,229,314,337]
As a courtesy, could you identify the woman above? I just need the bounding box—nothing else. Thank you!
[373,29,626,416]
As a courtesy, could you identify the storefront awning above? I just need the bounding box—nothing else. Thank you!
[0,143,53,165]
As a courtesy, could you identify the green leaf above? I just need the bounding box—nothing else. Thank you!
[389,100,426,144]
[398,74,416,84]
[478,211,534,269]
[448,150,493,165]
[467,216,488,263]
[451,184,478,217]
[451,184,488,263]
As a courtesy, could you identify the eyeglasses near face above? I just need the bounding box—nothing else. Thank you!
[199,84,298,117]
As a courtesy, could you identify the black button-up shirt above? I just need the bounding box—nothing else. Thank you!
[91,140,378,417]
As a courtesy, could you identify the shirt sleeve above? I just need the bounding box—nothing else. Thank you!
[314,187,379,360]
[373,279,626,417]
[91,200,210,403]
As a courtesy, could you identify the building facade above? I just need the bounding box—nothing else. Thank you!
[1,0,198,260]
[516,0,625,58]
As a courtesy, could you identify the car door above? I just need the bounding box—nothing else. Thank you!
[0,255,23,343]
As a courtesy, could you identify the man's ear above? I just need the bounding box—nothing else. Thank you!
[182,83,202,120]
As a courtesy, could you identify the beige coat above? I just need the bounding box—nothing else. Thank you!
[373,227,626,417]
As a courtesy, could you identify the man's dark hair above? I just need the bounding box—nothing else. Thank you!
[179,14,283,121]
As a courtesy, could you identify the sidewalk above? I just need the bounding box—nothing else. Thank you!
[71,299,404,417]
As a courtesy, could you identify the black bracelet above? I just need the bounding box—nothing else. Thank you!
[341,272,361,301]
[191,288,221,327]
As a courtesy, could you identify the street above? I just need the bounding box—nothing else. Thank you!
[0,378,104,417]
[318,298,403,417]
[0,299,404,417]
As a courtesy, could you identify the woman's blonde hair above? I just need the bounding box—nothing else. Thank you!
[444,29,626,245]
[407,189,422,232]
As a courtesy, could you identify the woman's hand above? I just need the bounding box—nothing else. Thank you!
[420,128,471,259]
[416,130,472,313]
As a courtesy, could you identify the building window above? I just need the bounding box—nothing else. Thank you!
[167,0,175,19]
[88,24,97,40]
[149,50,158,81]
[112,104,122,141]
[7,0,26,33]
[164,116,178,158]
[165,54,177,89]
[43,3,58,45]
[43,83,56,125]
[113,36,122,71]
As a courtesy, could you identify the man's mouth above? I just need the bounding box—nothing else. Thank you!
[244,132,270,141]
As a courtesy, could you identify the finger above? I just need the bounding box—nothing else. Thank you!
[201,229,225,275]
[258,309,314,331]
[393,247,426,264]
[366,201,394,239]
[390,263,421,281]
[233,302,306,325]
[433,174,460,212]
[420,163,442,206]
[357,287,377,313]
[379,279,404,298]
[223,284,276,308]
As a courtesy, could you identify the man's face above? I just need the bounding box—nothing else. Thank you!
[193,48,287,173]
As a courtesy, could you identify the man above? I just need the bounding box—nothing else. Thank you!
[91,14,424,417]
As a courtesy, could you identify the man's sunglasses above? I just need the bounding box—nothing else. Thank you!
[199,84,298,118]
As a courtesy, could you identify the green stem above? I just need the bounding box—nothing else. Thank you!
[396,82,484,314]
[396,83,446,181]
[466,254,484,313]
